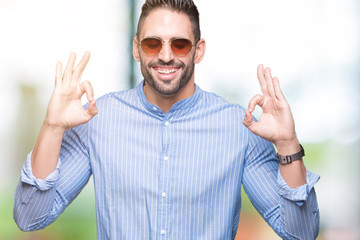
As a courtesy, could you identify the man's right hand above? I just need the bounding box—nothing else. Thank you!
[44,51,98,132]
[30,52,97,179]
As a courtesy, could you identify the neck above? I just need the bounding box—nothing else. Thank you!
[143,79,195,113]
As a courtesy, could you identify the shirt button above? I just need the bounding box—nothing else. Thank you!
[161,229,166,235]
[162,192,167,198]
[163,156,169,161]
[152,107,157,111]
[164,121,170,126]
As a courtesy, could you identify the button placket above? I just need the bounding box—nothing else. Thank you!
[159,118,171,238]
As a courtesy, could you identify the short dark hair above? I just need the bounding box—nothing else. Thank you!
[136,0,201,42]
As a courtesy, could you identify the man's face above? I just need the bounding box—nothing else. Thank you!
[135,8,197,96]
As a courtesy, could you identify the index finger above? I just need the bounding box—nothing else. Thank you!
[257,64,268,96]
[73,51,91,80]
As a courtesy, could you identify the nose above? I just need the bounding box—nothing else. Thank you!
[158,41,174,63]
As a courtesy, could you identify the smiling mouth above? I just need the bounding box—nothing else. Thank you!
[156,68,177,74]
[152,66,181,80]
[153,66,180,74]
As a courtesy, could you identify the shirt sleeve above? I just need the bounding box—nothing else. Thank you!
[20,151,61,191]
[13,124,92,231]
[242,132,320,240]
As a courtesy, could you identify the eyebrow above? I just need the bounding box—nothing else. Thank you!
[142,35,191,41]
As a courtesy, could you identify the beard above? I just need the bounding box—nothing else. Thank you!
[140,56,195,96]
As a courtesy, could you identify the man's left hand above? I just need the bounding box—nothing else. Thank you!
[243,64,299,154]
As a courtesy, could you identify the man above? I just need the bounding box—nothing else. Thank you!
[14,0,320,239]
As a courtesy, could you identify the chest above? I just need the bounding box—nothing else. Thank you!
[89,111,246,201]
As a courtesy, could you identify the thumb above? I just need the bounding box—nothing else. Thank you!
[242,110,256,131]
[87,99,98,117]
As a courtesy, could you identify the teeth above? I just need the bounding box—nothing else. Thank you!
[157,69,177,74]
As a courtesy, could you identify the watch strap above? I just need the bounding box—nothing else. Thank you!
[277,144,305,165]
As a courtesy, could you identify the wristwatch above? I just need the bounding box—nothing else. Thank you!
[277,144,305,165]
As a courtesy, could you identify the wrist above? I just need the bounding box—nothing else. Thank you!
[275,137,300,155]
[43,120,67,135]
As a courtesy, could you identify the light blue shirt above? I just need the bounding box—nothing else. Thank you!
[14,81,320,239]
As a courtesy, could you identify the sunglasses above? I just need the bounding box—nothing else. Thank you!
[139,37,198,56]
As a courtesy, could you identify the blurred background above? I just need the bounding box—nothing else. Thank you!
[0,0,359,239]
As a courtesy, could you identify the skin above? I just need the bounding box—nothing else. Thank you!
[31,8,305,189]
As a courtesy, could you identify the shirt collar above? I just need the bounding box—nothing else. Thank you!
[136,80,202,116]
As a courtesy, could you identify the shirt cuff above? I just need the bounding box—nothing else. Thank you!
[21,151,61,191]
[277,169,320,206]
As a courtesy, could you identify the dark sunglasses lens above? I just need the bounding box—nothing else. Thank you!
[171,39,192,56]
[141,38,162,55]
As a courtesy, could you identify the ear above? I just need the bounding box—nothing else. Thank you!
[133,36,141,62]
[194,38,206,64]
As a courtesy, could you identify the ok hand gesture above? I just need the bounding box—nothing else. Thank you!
[242,64,298,152]
[44,52,98,131]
